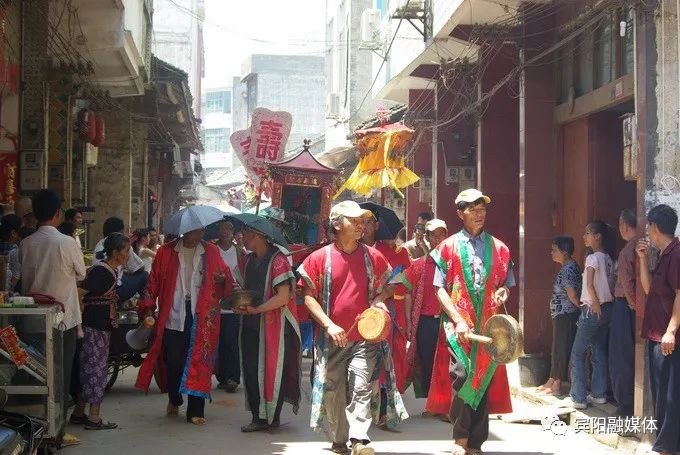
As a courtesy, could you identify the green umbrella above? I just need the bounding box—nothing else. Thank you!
[224,213,289,249]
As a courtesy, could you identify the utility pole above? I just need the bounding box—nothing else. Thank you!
[432,83,438,215]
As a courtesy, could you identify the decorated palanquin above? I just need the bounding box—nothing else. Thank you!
[268,145,340,324]
[268,146,339,247]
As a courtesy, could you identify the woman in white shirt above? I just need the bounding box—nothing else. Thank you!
[132,228,156,272]
[566,220,616,409]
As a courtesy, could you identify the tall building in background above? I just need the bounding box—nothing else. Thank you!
[200,87,233,169]
[324,0,376,152]
[152,0,204,117]
[235,54,326,154]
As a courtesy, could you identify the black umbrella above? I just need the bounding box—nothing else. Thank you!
[359,202,404,241]
[223,213,290,249]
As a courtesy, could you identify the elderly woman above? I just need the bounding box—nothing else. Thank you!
[236,227,301,432]
[70,233,130,430]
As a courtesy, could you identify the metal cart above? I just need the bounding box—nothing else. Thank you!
[0,306,65,440]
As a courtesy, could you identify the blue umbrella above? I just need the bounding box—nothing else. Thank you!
[224,213,289,249]
[164,205,226,236]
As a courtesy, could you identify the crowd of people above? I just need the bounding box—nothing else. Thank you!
[538,206,680,455]
[0,187,678,455]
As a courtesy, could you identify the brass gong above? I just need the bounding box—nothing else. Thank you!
[465,314,524,364]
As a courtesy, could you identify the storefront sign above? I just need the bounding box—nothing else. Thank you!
[0,152,17,205]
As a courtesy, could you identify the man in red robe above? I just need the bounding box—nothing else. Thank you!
[403,219,448,408]
[236,227,301,433]
[362,210,410,398]
[136,228,233,425]
[429,189,514,455]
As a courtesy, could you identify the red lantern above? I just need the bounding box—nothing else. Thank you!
[77,109,95,143]
[92,114,105,147]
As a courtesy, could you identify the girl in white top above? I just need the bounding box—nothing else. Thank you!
[568,220,616,408]
[581,223,615,317]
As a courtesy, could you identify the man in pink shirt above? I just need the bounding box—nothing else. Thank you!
[298,201,408,455]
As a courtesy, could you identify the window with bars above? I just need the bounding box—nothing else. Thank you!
[205,91,231,113]
[202,128,230,154]
[557,7,634,103]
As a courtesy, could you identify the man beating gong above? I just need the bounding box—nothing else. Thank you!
[427,189,517,455]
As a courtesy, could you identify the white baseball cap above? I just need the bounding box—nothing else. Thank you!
[455,189,491,205]
[426,219,448,232]
[329,201,370,220]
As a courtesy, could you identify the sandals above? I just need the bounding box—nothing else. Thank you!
[451,444,467,455]
[188,417,207,426]
[240,420,269,433]
[166,404,179,416]
[84,419,118,430]
[69,413,89,425]
[331,442,350,454]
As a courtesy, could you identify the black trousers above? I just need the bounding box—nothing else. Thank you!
[550,312,579,381]
[63,327,77,415]
[70,338,82,402]
[608,298,635,412]
[449,348,489,449]
[417,316,440,396]
[241,315,287,423]
[216,313,241,385]
[163,304,205,419]
[648,340,680,454]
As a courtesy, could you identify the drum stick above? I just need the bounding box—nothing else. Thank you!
[465,333,493,344]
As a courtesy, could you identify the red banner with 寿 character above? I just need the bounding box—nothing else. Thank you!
[229,108,293,194]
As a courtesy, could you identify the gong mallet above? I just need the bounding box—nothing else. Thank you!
[463,314,524,364]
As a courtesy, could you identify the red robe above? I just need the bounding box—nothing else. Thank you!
[425,232,512,415]
[374,241,410,394]
[402,255,437,398]
[136,240,233,397]
[242,248,301,423]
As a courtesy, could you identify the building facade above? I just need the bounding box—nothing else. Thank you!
[5,0,201,246]
[152,0,204,117]
[363,0,680,425]
[236,54,326,153]
[200,87,233,170]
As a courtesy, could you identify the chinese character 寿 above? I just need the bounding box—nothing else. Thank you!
[256,120,284,160]
[240,136,252,156]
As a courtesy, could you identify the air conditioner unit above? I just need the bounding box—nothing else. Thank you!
[360,9,382,49]
[85,143,98,167]
[445,166,459,184]
[419,177,432,204]
[326,93,340,119]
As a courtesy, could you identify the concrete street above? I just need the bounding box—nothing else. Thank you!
[64,363,625,455]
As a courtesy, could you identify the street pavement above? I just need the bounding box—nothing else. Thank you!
[64,363,625,455]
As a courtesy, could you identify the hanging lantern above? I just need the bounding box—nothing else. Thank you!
[77,109,95,143]
[91,114,105,147]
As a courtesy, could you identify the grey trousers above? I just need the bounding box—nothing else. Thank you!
[324,341,379,444]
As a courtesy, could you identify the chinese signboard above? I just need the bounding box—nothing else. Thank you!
[230,108,293,188]
[0,152,18,205]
